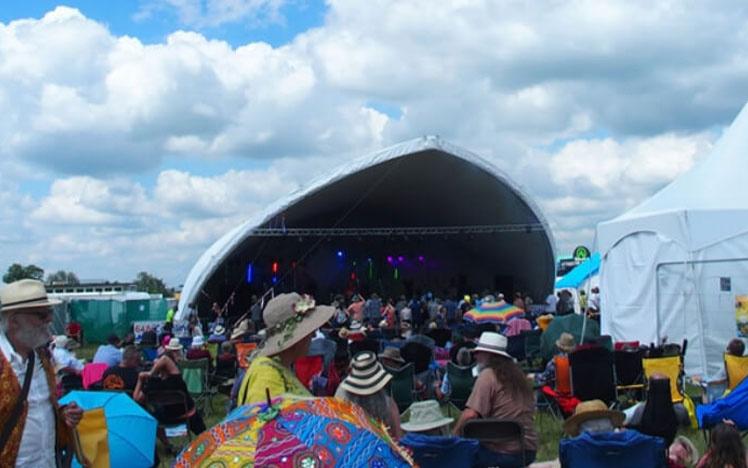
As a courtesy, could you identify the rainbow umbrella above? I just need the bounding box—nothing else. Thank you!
[463,300,524,325]
[174,394,414,467]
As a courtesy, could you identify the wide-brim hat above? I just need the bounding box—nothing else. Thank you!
[1,279,61,313]
[258,293,335,357]
[231,319,250,340]
[563,399,625,437]
[556,332,576,353]
[379,346,405,364]
[340,351,392,396]
[165,337,183,352]
[401,400,454,432]
[191,336,205,347]
[213,325,226,335]
[471,331,513,360]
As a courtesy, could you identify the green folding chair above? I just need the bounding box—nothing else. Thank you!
[386,363,416,413]
[446,362,475,410]
[179,358,213,415]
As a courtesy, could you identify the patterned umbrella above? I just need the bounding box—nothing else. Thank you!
[174,394,414,467]
[463,300,524,325]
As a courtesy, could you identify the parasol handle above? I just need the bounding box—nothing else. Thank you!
[265,387,272,407]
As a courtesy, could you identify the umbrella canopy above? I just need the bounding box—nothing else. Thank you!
[463,301,524,325]
[539,314,600,361]
[59,391,157,467]
[175,395,414,467]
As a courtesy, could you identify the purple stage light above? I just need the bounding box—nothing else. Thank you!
[418,255,425,262]
[398,256,404,262]
[387,256,393,264]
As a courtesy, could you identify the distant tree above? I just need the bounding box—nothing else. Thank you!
[134,271,169,295]
[3,263,45,283]
[46,270,80,285]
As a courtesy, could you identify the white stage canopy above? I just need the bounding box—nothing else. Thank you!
[177,136,556,321]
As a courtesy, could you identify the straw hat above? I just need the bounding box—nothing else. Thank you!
[563,399,625,437]
[379,346,405,365]
[213,325,226,335]
[339,351,392,396]
[165,337,183,352]
[556,332,576,353]
[258,293,335,357]
[231,319,250,340]
[0,279,61,313]
[401,400,454,432]
[471,332,512,360]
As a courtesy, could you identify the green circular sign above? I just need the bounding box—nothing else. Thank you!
[573,245,591,261]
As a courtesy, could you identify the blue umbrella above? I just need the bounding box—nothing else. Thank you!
[59,391,157,467]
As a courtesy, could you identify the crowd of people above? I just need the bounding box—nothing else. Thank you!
[1,278,747,467]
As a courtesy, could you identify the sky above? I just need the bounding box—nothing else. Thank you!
[1,0,748,287]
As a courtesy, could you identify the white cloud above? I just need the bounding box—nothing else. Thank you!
[2,2,748,283]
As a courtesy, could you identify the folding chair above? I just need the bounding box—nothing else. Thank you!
[559,430,667,468]
[146,389,193,447]
[463,419,526,467]
[641,355,685,403]
[569,346,617,406]
[386,362,416,413]
[522,329,543,371]
[507,333,526,362]
[179,358,212,415]
[725,353,748,391]
[446,362,475,410]
[614,348,645,400]
[235,342,257,369]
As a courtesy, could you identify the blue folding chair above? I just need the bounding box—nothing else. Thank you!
[559,430,666,468]
[400,434,479,468]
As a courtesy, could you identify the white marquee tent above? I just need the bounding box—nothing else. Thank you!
[177,136,556,321]
[597,101,748,379]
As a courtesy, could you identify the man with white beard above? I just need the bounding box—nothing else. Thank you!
[0,279,83,466]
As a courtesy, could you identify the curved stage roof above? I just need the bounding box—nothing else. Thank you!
[177,137,556,320]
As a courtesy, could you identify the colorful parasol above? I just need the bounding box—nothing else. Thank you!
[174,394,414,467]
[463,300,524,325]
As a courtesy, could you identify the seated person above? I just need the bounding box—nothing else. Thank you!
[335,351,401,440]
[625,373,691,427]
[229,318,255,343]
[52,335,84,374]
[93,333,122,367]
[379,346,406,370]
[704,338,745,401]
[534,332,575,386]
[134,338,206,444]
[627,374,678,446]
[453,332,538,467]
[102,345,141,391]
[215,341,237,381]
[696,421,747,468]
[401,400,453,436]
[564,399,625,437]
[207,324,227,344]
[185,335,212,370]
[669,435,699,468]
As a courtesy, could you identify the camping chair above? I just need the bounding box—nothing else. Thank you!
[725,353,748,391]
[146,390,193,446]
[386,362,416,413]
[538,354,580,420]
[235,342,257,369]
[559,430,667,468]
[569,346,617,406]
[140,346,158,364]
[522,329,543,371]
[507,333,526,362]
[462,419,526,467]
[400,434,479,468]
[179,358,213,415]
[446,362,476,410]
[614,348,645,401]
[641,355,686,404]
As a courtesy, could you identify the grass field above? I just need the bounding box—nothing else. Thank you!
[74,345,708,466]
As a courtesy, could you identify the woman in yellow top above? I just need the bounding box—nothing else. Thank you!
[237,292,335,405]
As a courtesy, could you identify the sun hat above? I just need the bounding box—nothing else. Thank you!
[165,337,183,352]
[0,279,61,313]
[231,318,250,340]
[191,335,205,348]
[556,332,576,353]
[258,293,335,357]
[379,346,406,365]
[471,332,513,359]
[339,351,392,396]
[401,400,454,432]
[563,399,625,437]
[213,325,226,335]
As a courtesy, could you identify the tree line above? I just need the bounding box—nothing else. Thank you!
[2,263,171,296]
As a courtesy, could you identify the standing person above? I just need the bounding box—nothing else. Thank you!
[0,279,83,466]
[382,298,396,329]
[696,421,747,468]
[364,293,383,324]
[249,295,263,331]
[237,293,334,405]
[453,332,538,467]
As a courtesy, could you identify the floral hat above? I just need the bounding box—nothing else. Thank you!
[258,293,335,357]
